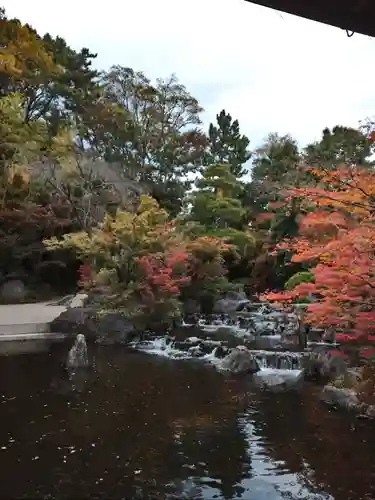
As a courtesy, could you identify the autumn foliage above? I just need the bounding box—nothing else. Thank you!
[263,165,375,340]
[45,196,232,326]
[136,250,190,307]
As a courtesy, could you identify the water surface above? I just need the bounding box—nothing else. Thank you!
[0,343,374,499]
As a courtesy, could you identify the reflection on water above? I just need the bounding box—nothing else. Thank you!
[0,343,374,499]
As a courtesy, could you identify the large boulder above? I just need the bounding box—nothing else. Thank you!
[253,369,304,392]
[50,307,94,337]
[50,307,137,344]
[94,312,138,345]
[303,349,349,380]
[213,291,249,314]
[0,279,26,303]
[321,385,362,411]
[69,293,89,308]
[221,346,260,375]
[255,335,282,350]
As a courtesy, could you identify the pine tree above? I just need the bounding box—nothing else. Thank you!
[205,110,251,178]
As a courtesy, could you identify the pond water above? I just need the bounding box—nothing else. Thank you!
[0,342,375,499]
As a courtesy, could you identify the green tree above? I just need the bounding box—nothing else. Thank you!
[189,163,245,230]
[241,134,303,291]
[0,9,99,133]
[205,109,251,178]
[304,125,373,168]
[188,163,257,288]
[99,66,207,216]
[242,133,302,234]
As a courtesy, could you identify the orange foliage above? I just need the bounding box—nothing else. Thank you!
[263,165,375,339]
[136,249,190,297]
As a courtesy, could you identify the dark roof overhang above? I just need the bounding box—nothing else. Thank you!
[244,0,375,37]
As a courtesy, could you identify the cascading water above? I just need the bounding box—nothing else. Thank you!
[133,303,309,380]
[253,350,303,370]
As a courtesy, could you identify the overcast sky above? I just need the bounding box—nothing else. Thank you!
[6,0,375,148]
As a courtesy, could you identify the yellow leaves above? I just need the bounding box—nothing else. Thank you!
[319,252,333,264]
[44,231,92,255]
[7,165,30,184]
[49,128,75,160]
[44,196,176,265]
[0,18,61,87]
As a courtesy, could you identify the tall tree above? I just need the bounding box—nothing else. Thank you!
[100,66,207,216]
[189,163,245,230]
[241,134,303,291]
[205,109,251,178]
[0,9,99,130]
[264,164,375,341]
[243,133,302,235]
[188,163,257,286]
[305,125,373,168]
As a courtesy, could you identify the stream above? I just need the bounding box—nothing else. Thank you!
[0,307,374,499]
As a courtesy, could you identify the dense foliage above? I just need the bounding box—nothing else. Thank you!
[3,8,375,331]
[263,164,375,340]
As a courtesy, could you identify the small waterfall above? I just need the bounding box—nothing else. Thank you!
[132,302,311,382]
[135,337,198,360]
[192,310,299,338]
[252,350,303,371]
[67,334,89,369]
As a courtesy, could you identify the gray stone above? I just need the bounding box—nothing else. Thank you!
[213,291,250,314]
[253,369,304,391]
[50,307,93,337]
[69,293,89,308]
[221,346,261,375]
[365,405,375,419]
[321,385,360,410]
[226,291,247,301]
[303,350,348,379]
[213,298,250,314]
[0,280,26,303]
[67,334,89,368]
[50,307,137,344]
[255,335,282,350]
[94,312,137,345]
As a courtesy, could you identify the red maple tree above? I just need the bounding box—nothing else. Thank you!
[263,164,375,340]
[136,248,191,299]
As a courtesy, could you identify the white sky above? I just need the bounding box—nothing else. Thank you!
[6,0,375,148]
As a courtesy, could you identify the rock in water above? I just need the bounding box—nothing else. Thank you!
[321,385,360,411]
[253,370,304,391]
[213,291,249,314]
[67,334,89,369]
[50,308,137,344]
[303,349,349,379]
[221,346,260,375]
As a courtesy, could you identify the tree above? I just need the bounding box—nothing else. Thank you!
[189,163,245,230]
[0,9,99,131]
[244,133,301,223]
[0,203,74,282]
[187,163,258,290]
[45,195,190,326]
[0,14,60,110]
[0,93,50,205]
[205,109,251,178]
[100,66,207,216]
[263,164,375,340]
[304,125,373,169]
[181,236,232,313]
[240,134,303,291]
[44,195,234,324]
